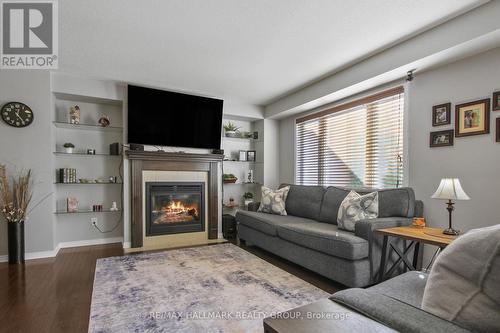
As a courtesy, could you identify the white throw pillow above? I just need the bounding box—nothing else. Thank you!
[257,186,290,216]
[421,224,500,333]
[337,190,378,231]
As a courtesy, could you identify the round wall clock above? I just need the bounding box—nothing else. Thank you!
[1,102,34,128]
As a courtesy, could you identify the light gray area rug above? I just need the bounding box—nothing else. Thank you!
[89,243,329,332]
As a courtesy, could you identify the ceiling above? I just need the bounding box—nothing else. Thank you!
[58,0,484,105]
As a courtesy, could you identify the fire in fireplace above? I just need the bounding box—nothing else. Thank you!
[146,182,205,236]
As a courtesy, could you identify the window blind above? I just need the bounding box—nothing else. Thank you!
[296,87,404,189]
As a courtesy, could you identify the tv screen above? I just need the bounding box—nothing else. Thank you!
[128,85,223,149]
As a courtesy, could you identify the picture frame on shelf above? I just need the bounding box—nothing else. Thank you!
[432,103,451,126]
[67,197,79,213]
[238,150,247,161]
[430,130,454,148]
[246,150,256,162]
[493,91,500,111]
[455,99,490,137]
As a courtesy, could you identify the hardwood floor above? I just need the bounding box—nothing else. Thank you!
[0,241,344,333]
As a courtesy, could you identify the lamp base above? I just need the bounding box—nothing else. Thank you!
[443,227,460,236]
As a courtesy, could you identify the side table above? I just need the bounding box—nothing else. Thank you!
[376,226,457,283]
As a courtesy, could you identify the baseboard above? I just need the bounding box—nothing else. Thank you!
[122,241,131,249]
[0,237,123,263]
[58,237,123,249]
[0,248,58,263]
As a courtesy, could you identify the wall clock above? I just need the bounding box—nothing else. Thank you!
[1,102,34,128]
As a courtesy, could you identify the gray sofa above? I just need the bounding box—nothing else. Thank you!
[330,271,471,332]
[236,184,423,287]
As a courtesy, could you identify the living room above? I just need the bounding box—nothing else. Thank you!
[0,1,499,332]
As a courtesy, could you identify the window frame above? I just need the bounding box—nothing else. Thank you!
[294,86,407,189]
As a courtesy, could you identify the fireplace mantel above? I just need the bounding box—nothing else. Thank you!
[126,150,223,248]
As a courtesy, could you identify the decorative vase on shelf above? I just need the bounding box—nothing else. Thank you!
[8,220,25,264]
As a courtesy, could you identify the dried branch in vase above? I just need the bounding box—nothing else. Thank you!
[0,164,33,223]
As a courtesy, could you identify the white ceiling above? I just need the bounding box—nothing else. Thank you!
[58,0,483,105]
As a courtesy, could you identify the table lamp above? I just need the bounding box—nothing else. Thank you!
[431,178,470,235]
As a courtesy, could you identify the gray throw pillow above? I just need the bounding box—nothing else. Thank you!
[257,186,290,216]
[421,224,500,333]
[337,190,378,231]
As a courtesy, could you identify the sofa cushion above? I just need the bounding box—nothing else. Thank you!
[331,289,471,333]
[422,224,500,333]
[280,184,325,220]
[318,186,350,224]
[235,210,316,237]
[319,186,416,224]
[277,221,368,260]
[369,271,428,308]
[377,187,415,218]
[337,191,379,231]
[257,186,290,215]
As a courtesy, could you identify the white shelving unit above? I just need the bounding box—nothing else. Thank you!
[221,117,264,214]
[52,91,124,236]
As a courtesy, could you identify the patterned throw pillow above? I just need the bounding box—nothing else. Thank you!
[257,186,290,216]
[337,190,378,231]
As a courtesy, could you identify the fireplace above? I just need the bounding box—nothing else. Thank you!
[146,182,205,236]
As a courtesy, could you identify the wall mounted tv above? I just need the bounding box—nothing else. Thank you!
[128,85,224,149]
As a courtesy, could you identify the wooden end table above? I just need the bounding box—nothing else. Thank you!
[376,226,458,283]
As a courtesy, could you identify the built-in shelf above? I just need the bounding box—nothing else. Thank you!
[54,209,122,215]
[53,92,123,106]
[223,182,262,186]
[54,182,123,185]
[222,136,260,142]
[223,160,261,164]
[53,121,123,132]
[54,151,121,157]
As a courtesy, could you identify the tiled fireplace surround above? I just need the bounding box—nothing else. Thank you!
[127,150,223,250]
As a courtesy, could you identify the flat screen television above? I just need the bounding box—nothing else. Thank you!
[128,85,223,149]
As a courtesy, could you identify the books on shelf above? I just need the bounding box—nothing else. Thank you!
[58,168,77,183]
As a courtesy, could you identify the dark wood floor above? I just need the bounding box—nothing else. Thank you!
[0,241,344,333]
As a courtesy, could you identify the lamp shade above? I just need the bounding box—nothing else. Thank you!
[431,178,470,201]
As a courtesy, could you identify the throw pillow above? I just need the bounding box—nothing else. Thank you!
[421,224,500,333]
[337,190,378,231]
[257,186,290,216]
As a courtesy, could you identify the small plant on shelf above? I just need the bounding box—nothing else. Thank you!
[243,192,254,207]
[223,121,241,138]
[223,173,238,183]
[63,143,75,154]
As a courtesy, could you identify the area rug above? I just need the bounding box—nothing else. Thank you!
[89,243,329,332]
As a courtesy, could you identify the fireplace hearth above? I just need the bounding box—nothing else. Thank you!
[146,182,205,236]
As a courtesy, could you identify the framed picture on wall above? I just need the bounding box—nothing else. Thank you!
[430,130,454,148]
[493,91,500,111]
[496,118,500,143]
[432,103,451,126]
[455,99,490,137]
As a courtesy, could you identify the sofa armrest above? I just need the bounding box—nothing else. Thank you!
[355,217,413,283]
[331,289,471,333]
[247,202,260,212]
[354,217,413,241]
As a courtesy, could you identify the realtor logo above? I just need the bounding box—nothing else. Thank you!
[1,1,58,69]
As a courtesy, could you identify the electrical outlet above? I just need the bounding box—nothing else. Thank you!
[91,217,98,225]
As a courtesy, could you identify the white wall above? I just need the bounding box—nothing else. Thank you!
[0,71,54,255]
[409,46,500,234]
[278,46,500,237]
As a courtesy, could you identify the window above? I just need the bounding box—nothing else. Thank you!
[296,87,404,189]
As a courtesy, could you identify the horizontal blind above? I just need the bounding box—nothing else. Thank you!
[296,87,404,189]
